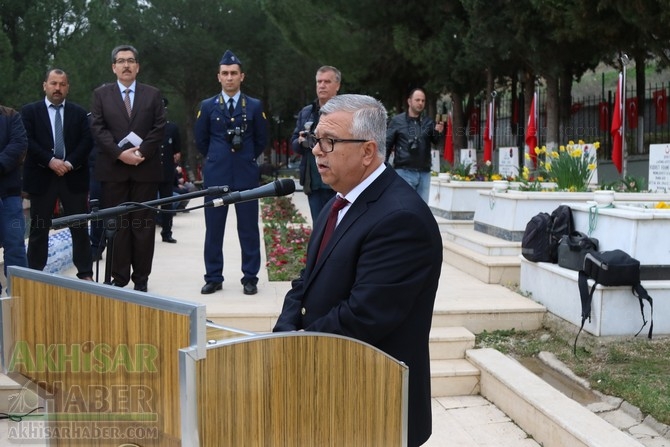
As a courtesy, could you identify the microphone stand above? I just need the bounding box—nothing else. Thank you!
[52,185,232,284]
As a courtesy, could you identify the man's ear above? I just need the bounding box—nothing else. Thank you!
[361,141,378,165]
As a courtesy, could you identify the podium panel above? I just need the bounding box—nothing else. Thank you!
[1,267,207,446]
[181,333,408,447]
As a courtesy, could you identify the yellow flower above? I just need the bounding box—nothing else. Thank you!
[525,153,531,160]
[544,162,552,171]
[655,201,670,209]
[550,151,559,159]
[571,148,582,158]
[588,163,596,171]
[491,174,502,181]
[593,142,600,150]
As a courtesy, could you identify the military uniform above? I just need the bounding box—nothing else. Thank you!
[194,50,268,294]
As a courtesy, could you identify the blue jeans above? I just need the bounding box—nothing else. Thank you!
[0,195,28,290]
[395,169,431,203]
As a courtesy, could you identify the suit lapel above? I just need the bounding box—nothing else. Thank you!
[37,102,55,147]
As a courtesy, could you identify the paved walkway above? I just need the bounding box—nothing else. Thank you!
[2,187,664,446]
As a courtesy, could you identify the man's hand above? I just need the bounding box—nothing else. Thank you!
[119,147,145,166]
[48,158,71,176]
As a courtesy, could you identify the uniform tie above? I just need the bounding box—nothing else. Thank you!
[317,196,349,259]
[51,104,65,159]
[228,97,235,116]
[124,88,132,117]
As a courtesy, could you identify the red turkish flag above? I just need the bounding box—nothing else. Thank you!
[468,106,479,135]
[483,101,493,162]
[444,113,454,163]
[626,97,638,129]
[611,73,623,173]
[654,89,667,124]
[525,93,538,167]
[598,102,609,131]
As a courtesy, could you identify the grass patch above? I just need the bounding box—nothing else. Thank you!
[476,327,670,425]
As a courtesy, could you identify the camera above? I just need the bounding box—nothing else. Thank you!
[227,127,242,151]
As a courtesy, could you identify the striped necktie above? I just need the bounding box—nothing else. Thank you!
[124,88,132,116]
[51,104,65,159]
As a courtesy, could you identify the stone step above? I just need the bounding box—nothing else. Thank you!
[443,225,521,257]
[467,348,645,447]
[430,358,480,397]
[443,238,520,285]
[429,326,475,360]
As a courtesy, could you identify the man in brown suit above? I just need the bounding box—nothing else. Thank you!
[90,44,165,291]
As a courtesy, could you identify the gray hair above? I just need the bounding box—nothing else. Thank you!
[111,45,139,64]
[316,65,341,83]
[320,94,387,158]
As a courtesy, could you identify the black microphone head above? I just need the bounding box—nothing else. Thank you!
[274,178,296,196]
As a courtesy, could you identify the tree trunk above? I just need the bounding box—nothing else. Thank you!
[545,74,559,150]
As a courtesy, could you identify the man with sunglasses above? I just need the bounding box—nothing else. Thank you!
[274,94,442,447]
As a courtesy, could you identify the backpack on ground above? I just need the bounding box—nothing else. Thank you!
[521,205,574,263]
[574,249,653,354]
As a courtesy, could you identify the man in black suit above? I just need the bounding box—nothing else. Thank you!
[21,68,94,280]
[273,94,442,447]
[156,97,181,243]
[90,45,165,292]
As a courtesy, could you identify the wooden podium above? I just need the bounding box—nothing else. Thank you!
[1,267,408,446]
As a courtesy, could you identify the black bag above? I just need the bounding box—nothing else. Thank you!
[521,212,553,262]
[574,249,654,354]
[549,205,574,263]
[521,205,574,263]
[557,231,599,271]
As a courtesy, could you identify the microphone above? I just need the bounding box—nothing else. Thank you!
[208,178,296,207]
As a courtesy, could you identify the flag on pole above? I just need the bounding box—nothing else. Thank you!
[611,73,623,173]
[525,92,538,167]
[444,113,454,163]
[483,101,493,162]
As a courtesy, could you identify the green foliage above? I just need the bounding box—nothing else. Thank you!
[599,175,647,192]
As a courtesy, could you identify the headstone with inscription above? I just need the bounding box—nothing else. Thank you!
[498,146,519,178]
[648,143,670,192]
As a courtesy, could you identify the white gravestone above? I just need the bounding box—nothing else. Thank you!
[648,143,670,192]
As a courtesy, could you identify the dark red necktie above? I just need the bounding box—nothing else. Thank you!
[317,196,349,259]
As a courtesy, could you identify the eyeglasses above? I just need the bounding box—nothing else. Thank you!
[114,58,137,65]
[310,136,368,153]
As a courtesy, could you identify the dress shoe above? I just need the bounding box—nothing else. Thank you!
[243,283,258,295]
[162,236,177,243]
[134,283,148,292]
[80,276,94,282]
[109,281,125,287]
[201,282,222,294]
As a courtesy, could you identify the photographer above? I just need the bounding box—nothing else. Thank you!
[194,49,268,296]
[291,66,340,222]
[386,87,443,203]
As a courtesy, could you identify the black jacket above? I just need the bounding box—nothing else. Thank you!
[386,112,441,171]
[0,106,28,198]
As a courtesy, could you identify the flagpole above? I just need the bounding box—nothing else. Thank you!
[620,53,629,177]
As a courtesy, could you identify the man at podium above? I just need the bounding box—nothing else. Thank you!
[274,94,442,447]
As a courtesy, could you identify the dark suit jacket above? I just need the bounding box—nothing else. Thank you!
[0,106,28,198]
[273,166,443,447]
[90,82,165,183]
[21,100,93,194]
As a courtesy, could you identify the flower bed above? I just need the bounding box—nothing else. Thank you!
[261,196,310,281]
